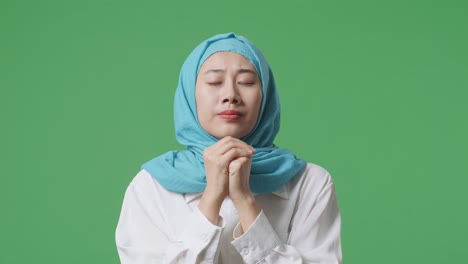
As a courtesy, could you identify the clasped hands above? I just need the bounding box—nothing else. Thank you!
[198,136,261,230]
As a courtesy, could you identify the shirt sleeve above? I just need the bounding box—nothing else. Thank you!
[231,174,342,264]
[115,174,225,264]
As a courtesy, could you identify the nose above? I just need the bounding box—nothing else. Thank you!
[221,81,240,104]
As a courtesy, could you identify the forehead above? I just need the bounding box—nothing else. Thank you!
[199,51,256,71]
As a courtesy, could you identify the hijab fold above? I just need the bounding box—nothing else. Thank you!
[142,32,306,194]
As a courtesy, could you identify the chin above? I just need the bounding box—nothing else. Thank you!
[212,130,246,139]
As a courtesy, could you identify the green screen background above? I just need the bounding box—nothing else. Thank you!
[2,0,467,263]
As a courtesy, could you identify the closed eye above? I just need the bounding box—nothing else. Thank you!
[238,82,256,86]
[207,82,222,86]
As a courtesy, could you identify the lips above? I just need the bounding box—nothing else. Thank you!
[218,110,241,121]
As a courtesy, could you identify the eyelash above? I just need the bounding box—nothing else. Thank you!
[207,82,255,86]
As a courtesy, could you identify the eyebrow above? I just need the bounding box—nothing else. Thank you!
[204,68,257,75]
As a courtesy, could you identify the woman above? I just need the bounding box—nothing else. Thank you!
[116,32,342,263]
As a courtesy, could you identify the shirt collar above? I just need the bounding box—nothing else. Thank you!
[183,184,289,204]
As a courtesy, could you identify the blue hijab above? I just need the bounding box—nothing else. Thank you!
[142,32,306,194]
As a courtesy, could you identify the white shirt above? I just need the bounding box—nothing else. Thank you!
[116,163,342,264]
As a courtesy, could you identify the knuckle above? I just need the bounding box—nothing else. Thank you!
[221,136,232,143]
[226,140,235,148]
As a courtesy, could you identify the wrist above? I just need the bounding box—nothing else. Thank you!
[232,194,260,233]
[231,192,255,207]
[203,186,227,205]
[198,193,224,225]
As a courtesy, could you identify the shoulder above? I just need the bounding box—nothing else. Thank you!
[127,169,159,193]
[128,169,175,190]
[288,162,336,198]
[302,162,334,185]
[125,169,184,203]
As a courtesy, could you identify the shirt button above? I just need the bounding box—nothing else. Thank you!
[241,248,249,255]
[201,234,209,242]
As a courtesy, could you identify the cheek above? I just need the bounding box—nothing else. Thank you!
[197,90,215,106]
[195,86,215,121]
[244,88,262,126]
[252,90,263,114]
[195,85,204,119]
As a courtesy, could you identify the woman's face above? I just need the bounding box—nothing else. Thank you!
[195,52,262,139]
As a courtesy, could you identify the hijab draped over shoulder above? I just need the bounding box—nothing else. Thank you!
[142,32,306,194]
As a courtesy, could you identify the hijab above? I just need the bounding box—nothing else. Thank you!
[142,32,306,194]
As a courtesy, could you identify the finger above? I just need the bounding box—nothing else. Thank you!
[216,142,253,157]
[220,147,253,164]
[204,137,255,161]
[212,137,255,156]
[204,137,240,157]
[228,157,250,171]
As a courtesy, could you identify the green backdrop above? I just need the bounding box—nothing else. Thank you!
[2,0,467,263]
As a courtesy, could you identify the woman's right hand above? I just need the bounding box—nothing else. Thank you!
[198,136,255,224]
